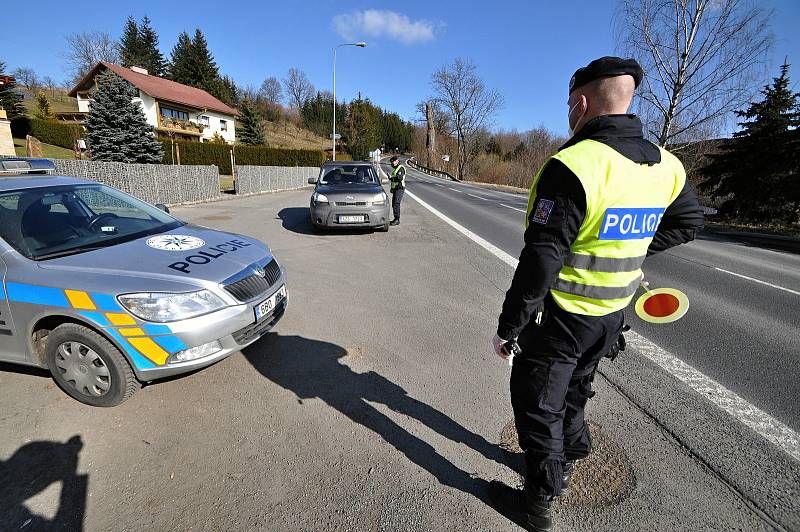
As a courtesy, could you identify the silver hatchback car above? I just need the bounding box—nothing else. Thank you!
[308,161,390,231]
[0,159,287,406]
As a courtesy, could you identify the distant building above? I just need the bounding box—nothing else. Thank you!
[69,62,237,143]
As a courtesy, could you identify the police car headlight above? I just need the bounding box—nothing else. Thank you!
[312,192,329,205]
[372,193,387,205]
[117,290,226,322]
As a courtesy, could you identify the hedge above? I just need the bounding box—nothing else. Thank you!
[10,117,83,149]
[160,140,325,175]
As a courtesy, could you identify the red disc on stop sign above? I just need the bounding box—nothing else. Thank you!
[634,287,689,324]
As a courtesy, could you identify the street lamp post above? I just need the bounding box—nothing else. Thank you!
[333,42,366,161]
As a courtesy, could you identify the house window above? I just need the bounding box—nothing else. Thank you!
[220,119,228,132]
[160,106,190,121]
[200,115,209,126]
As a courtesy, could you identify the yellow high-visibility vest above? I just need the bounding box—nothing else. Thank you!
[526,139,686,316]
[390,164,406,190]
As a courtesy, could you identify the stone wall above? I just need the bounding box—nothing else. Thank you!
[234,165,317,195]
[50,159,221,205]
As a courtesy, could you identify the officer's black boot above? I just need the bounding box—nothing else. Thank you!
[558,460,576,497]
[487,481,553,532]
[390,219,400,226]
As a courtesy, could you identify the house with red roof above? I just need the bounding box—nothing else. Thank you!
[69,62,237,144]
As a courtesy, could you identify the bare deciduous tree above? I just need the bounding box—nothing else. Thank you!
[12,67,39,92]
[615,0,773,147]
[282,68,314,110]
[42,76,58,95]
[63,32,120,85]
[259,76,283,105]
[430,58,504,179]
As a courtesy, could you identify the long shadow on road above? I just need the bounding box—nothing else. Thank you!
[0,435,88,531]
[242,333,517,503]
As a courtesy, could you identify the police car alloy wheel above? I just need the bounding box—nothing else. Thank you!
[45,323,141,407]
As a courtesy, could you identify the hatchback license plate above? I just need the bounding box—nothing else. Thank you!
[254,285,286,322]
[338,215,365,223]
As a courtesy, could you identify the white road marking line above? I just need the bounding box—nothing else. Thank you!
[408,187,800,463]
[626,331,800,463]
[405,190,519,268]
[714,267,800,296]
[447,187,462,193]
[465,193,489,201]
[499,203,526,212]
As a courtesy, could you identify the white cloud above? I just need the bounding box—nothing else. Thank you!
[332,9,436,45]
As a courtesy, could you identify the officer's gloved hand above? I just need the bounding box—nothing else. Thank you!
[606,324,631,361]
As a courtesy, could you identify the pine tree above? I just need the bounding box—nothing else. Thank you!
[119,17,146,69]
[85,70,163,163]
[347,97,381,160]
[168,31,195,84]
[0,60,26,119]
[237,98,265,145]
[138,16,166,77]
[702,63,800,224]
[169,28,221,96]
[206,74,237,107]
[190,29,219,89]
[33,90,54,120]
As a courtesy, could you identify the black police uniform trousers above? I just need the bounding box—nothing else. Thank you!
[391,187,404,221]
[511,294,623,496]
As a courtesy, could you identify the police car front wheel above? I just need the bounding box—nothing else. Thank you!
[45,323,141,407]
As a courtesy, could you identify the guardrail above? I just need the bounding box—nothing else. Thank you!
[406,157,457,181]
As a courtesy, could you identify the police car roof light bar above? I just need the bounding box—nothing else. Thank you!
[0,158,56,175]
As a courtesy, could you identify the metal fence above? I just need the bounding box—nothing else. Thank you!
[50,159,221,205]
[234,165,317,195]
[407,157,457,181]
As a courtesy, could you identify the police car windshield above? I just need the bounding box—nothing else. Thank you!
[319,165,377,185]
[0,184,183,260]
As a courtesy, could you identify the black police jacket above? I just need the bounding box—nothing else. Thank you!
[496,114,705,341]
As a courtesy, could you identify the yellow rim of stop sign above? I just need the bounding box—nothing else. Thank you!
[634,287,689,324]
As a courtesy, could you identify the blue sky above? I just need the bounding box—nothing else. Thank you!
[3,0,800,136]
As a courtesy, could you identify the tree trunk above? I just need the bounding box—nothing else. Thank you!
[425,102,436,168]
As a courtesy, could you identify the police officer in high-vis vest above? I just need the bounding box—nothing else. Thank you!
[388,156,406,226]
[488,57,704,531]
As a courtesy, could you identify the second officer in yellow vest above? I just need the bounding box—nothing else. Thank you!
[388,156,406,226]
[488,57,704,531]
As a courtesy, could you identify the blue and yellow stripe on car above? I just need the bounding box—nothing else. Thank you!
[3,283,188,369]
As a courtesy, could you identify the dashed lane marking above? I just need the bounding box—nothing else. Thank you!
[499,203,526,212]
[406,187,800,463]
[465,193,489,201]
[714,267,800,296]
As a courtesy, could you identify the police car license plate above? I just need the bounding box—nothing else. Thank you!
[338,215,365,223]
[254,285,286,322]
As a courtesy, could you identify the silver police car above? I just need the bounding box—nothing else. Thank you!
[308,161,390,231]
[0,159,287,406]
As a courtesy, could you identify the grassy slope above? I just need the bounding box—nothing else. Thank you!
[264,120,329,150]
[13,138,78,159]
[21,88,80,115]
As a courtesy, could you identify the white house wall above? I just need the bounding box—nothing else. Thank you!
[197,110,236,143]
[136,93,158,127]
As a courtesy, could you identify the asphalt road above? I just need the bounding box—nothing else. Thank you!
[3,187,797,530]
[395,161,800,432]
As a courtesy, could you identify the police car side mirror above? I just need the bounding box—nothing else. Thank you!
[156,203,170,214]
[381,178,389,185]
[307,177,317,184]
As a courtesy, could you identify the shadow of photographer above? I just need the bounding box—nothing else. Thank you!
[0,435,88,531]
[242,333,516,501]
